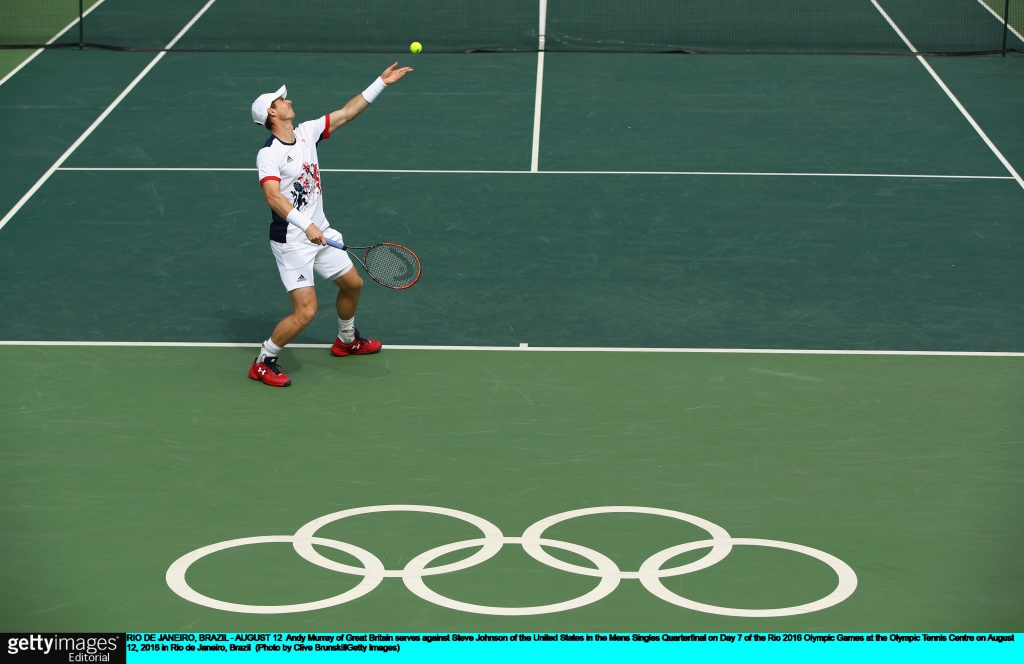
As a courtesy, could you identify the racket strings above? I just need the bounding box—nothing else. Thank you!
[364,244,420,289]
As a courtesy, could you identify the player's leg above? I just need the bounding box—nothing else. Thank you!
[314,233,382,357]
[329,267,379,356]
[251,242,319,387]
[334,265,362,322]
[330,267,381,355]
[271,286,319,346]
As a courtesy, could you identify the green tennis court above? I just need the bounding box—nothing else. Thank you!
[1,0,1022,634]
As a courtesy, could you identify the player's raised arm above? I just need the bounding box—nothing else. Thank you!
[328,63,413,134]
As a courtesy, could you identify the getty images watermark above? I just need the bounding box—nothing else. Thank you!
[3,634,124,662]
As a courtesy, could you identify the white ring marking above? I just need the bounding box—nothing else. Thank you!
[639,537,858,617]
[403,537,620,616]
[291,504,504,577]
[165,536,383,614]
[521,506,732,578]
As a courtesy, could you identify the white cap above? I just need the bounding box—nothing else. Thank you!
[251,85,287,125]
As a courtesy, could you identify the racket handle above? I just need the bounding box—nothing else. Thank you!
[324,238,347,251]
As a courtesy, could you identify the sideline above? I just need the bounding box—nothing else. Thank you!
[871,0,1024,190]
[0,0,110,88]
[0,0,219,233]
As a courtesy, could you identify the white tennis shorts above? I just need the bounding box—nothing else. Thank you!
[270,227,353,292]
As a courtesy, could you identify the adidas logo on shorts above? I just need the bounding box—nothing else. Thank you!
[296,274,306,282]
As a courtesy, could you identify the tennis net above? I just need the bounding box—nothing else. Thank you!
[3,0,1022,55]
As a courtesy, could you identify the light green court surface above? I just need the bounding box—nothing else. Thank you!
[1,347,1021,632]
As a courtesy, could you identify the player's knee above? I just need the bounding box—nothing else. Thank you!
[295,301,318,326]
[339,271,363,292]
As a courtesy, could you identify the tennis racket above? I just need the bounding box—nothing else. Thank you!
[325,238,421,290]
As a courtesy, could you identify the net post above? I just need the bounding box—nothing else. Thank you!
[78,0,84,49]
[1002,0,1009,57]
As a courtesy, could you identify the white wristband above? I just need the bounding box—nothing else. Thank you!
[361,76,387,103]
[286,208,314,232]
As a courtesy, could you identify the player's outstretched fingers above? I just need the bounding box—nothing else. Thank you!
[382,64,413,84]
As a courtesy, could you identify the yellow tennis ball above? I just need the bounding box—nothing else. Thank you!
[410,41,422,54]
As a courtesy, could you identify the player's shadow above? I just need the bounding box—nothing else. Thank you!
[276,347,306,376]
[220,309,281,344]
[330,357,391,379]
[275,347,391,379]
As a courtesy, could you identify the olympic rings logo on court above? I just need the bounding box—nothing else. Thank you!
[166,505,857,617]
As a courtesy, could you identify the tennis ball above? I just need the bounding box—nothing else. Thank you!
[410,41,422,54]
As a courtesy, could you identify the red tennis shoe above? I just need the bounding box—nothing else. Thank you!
[249,357,292,387]
[331,329,382,357]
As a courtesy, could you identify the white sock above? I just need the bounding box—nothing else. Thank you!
[258,338,283,363]
[338,317,355,343]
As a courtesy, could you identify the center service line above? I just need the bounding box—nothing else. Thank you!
[530,0,548,172]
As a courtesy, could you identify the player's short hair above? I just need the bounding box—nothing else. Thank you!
[264,98,282,131]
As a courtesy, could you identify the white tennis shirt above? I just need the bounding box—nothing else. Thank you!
[257,115,331,243]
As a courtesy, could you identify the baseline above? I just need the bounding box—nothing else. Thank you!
[871,0,1024,189]
[0,0,219,233]
[0,341,1020,357]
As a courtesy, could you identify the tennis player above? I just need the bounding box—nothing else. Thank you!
[248,63,412,387]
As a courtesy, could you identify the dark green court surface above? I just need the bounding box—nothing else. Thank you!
[1,346,1021,632]
[541,54,1009,175]
[63,53,538,171]
[1,171,1021,350]
[0,48,153,214]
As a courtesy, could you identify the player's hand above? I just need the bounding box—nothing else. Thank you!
[381,62,413,85]
[305,224,326,246]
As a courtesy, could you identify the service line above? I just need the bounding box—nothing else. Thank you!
[54,167,1013,180]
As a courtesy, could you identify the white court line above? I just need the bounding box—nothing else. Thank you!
[0,340,1020,357]
[0,0,219,233]
[54,167,1013,179]
[871,0,1024,190]
[0,0,111,89]
[531,0,548,172]
[975,0,1024,44]
[60,167,256,172]
[531,53,545,173]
